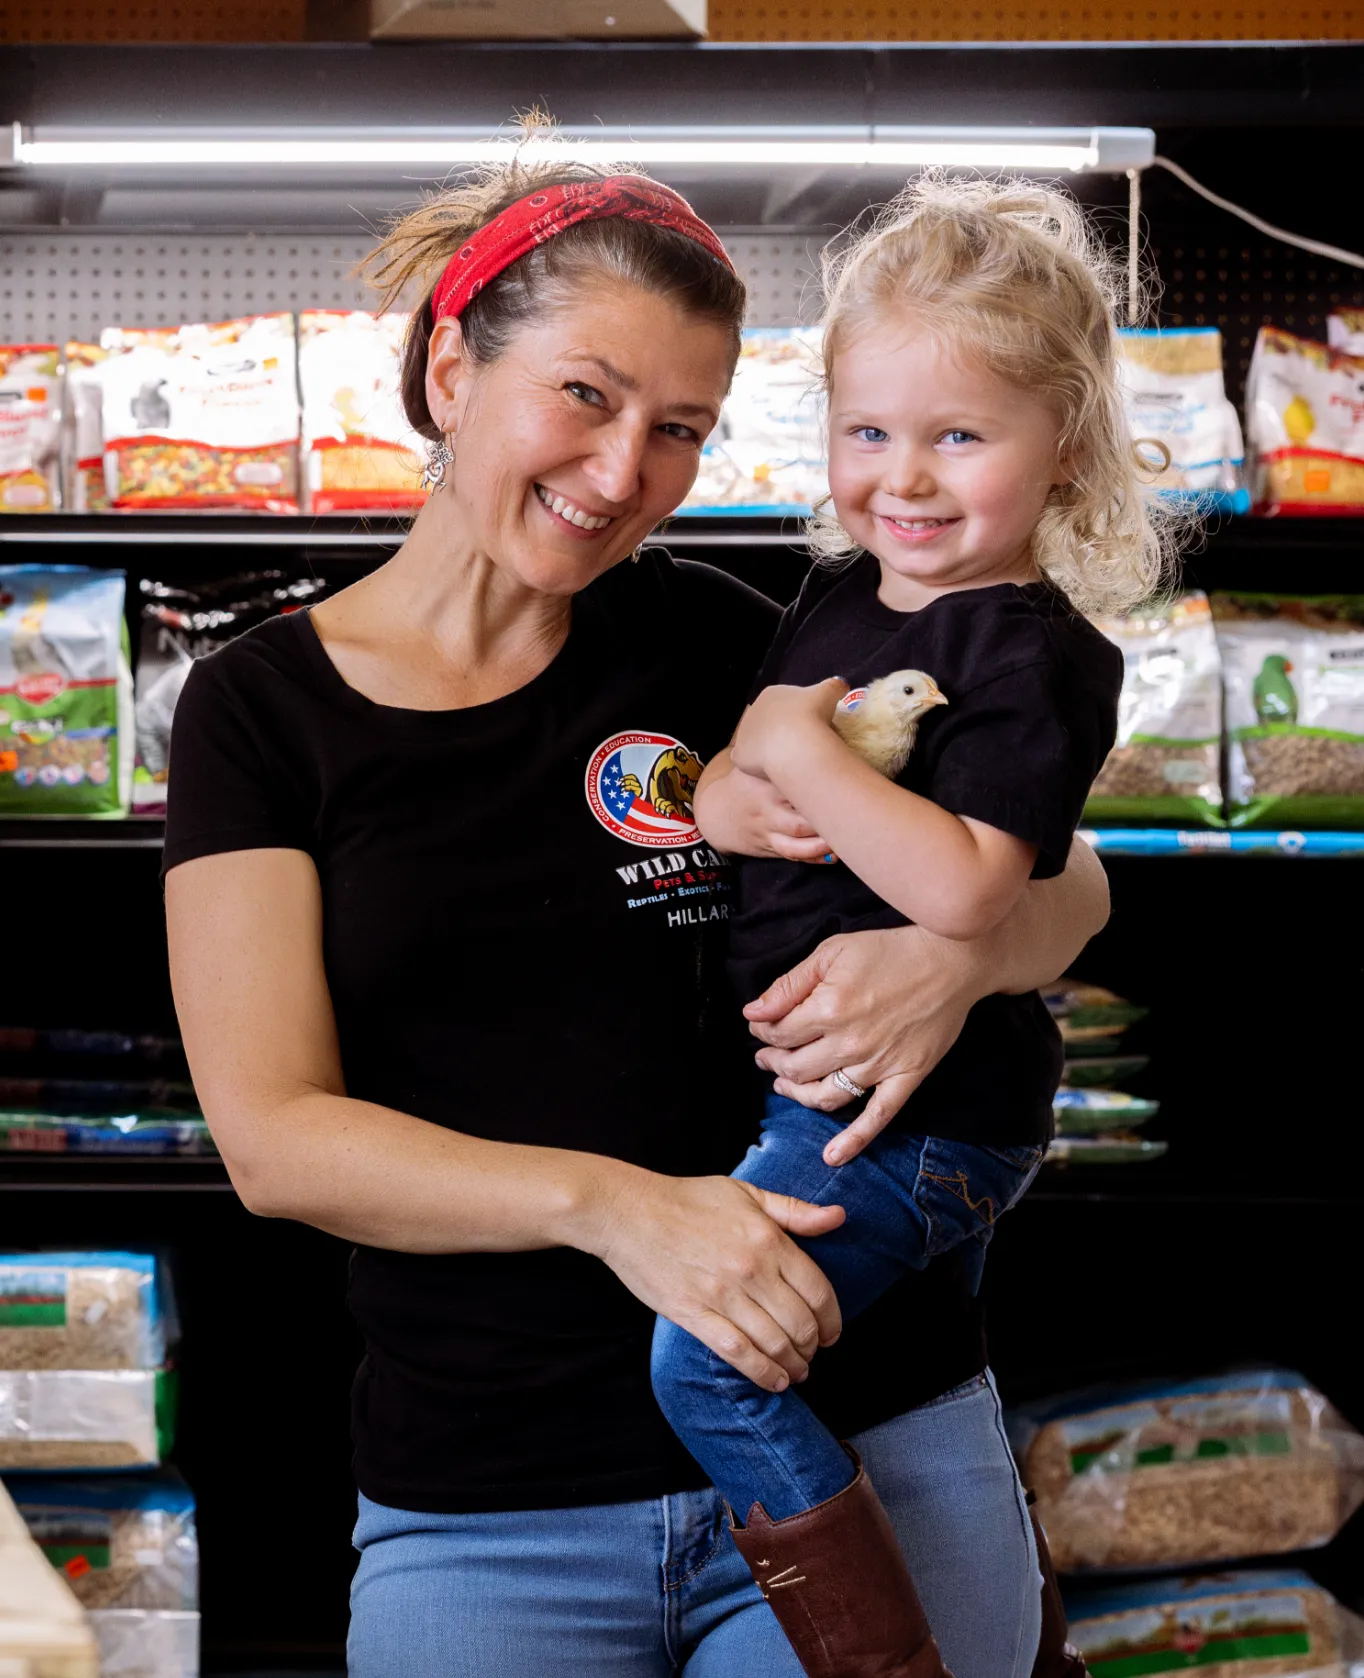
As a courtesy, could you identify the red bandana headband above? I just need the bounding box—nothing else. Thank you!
[430,175,735,323]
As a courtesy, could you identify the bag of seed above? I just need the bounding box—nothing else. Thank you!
[298,309,425,513]
[133,570,330,814]
[63,343,110,512]
[100,314,299,511]
[1065,1569,1364,1677]
[684,327,826,514]
[1116,327,1249,513]
[5,1475,196,1612]
[0,344,62,511]
[1213,593,1364,828]
[1087,592,1224,825]
[0,565,133,817]
[1246,327,1364,516]
[1012,1370,1364,1574]
[1328,310,1364,356]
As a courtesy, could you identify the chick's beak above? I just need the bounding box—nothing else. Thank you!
[925,681,949,707]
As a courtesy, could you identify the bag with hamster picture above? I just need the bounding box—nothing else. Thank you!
[0,345,62,512]
[1245,326,1364,516]
[1213,593,1364,828]
[0,566,133,816]
[684,327,827,514]
[298,309,425,513]
[1116,327,1249,513]
[99,313,299,511]
[1087,591,1224,825]
[1328,310,1364,356]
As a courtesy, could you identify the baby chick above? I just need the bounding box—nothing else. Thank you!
[832,669,948,779]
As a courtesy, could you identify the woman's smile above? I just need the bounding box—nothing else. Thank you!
[533,481,617,535]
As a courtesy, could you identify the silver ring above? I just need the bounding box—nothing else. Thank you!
[831,1069,867,1099]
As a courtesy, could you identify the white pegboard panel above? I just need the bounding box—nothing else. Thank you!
[0,229,821,343]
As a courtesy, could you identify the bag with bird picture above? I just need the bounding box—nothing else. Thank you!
[1213,593,1364,827]
[1245,327,1364,516]
[99,314,299,511]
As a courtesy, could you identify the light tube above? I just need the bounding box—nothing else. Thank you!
[4,125,1156,174]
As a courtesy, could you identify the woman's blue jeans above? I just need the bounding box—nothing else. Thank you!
[651,1094,1044,1522]
[349,1370,1043,1677]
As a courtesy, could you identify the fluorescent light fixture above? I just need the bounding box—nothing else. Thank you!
[4,123,1155,174]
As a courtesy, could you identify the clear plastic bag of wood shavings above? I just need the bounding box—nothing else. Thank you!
[1066,1568,1364,1678]
[1116,328,1249,514]
[1246,327,1364,515]
[298,310,425,514]
[8,1475,196,1612]
[0,1254,166,1371]
[1087,592,1223,826]
[0,1369,166,1469]
[1213,594,1364,828]
[90,1610,199,1678]
[99,313,299,511]
[1011,1371,1364,1573]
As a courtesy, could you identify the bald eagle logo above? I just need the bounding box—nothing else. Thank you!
[586,730,705,848]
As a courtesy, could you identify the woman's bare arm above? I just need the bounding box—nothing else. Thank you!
[743,836,1109,1163]
[167,848,845,1392]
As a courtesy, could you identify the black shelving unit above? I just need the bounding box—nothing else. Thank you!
[1,36,1362,1673]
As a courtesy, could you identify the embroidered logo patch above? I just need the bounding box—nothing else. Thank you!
[585,731,704,849]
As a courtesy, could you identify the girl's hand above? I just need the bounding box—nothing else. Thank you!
[589,1170,845,1393]
[744,926,988,1166]
[730,678,849,781]
[694,748,834,863]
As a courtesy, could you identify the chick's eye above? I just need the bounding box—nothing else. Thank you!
[853,425,889,444]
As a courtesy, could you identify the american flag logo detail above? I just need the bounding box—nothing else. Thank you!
[837,687,868,713]
[585,730,704,850]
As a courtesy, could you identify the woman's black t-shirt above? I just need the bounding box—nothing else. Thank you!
[163,552,987,1515]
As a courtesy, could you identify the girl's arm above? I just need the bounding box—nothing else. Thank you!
[693,745,833,863]
[744,837,1109,1164]
[733,680,1034,940]
[167,848,845,1393]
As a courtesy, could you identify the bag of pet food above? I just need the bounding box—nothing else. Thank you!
[1087,592,1224,825]
[1012,1370,1364,1573]
[298,309,425,513]
[0,1252,165,1372]
[0,565,132,816]
[0,344,61,512]
[1213,593,1364,828]
[1065,1569,1364,1677]
[133,570,330,814]
[1245,327,1364,516]
[63,342,110,512]
[684,327,826,514]
[1328,310,1364,356]
[5,1474,197,1612]
[1117,328,1249,513]
[1052,1089,1159,1135]
[100,314,299,511]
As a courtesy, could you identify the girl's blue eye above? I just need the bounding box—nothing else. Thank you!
[854,426,889,444]
[940,429,979,446]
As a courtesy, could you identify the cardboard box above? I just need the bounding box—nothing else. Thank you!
[371,0,705,37]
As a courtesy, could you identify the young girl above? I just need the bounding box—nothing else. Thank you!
[650,177,1173,1678]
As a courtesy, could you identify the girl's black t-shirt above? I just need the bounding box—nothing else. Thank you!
[163,552,987,1515]
[730,560,1124,1149]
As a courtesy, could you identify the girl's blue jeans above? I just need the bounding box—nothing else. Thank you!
[349,1370,1043,1677]
[650,1094,1044,1522]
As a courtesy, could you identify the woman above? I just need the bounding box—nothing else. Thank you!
[164,153,1106,1677]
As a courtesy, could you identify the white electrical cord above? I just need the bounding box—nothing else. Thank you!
[1151,154,1364,270]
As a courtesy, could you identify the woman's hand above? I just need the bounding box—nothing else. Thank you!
[744,926,990,1167]
[694,747,834,862]
[730,678,848,781]
[588,1169,845,1393]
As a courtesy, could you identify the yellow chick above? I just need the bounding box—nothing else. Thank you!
[832,669,948,779]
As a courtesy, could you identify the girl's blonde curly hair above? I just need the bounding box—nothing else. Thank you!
[811,173,1182,615]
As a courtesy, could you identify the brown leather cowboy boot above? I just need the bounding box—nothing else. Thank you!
[728,1447,952,1678]
[1027,1496,1090,1678]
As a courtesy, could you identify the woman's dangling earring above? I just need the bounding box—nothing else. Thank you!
[422,434,453,493]
[630,545,644,564]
